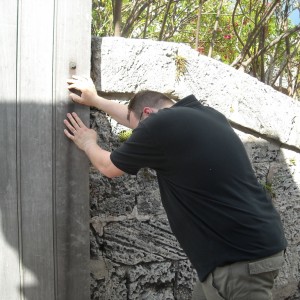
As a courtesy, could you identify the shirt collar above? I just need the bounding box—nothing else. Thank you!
[173,95,202,108]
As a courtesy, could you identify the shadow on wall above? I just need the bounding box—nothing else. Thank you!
[89,109,300,300]
[0,102,90,300]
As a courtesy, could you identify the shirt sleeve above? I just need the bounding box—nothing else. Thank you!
[110,123,165,175]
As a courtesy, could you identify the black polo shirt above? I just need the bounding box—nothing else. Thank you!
[110,95,287,281]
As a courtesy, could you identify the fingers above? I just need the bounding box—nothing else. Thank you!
[66,78,83,92]
[67,75,89,84]
[67,82,76,89]
[69,93,83,103]
[66,75,96,107]
[67,78,85,100]
[64,112,86,134]
[64,118,77,134]
[66,112,83,130]
[67,81,80,99]
[71,75,87,80]
[64,128,74,140]
[71,112,85,128]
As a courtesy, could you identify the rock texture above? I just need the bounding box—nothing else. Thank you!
[90,37,300,300]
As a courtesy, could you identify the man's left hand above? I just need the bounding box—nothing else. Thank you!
[64,112,97,152]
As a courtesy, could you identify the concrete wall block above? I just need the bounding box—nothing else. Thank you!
[90,169,137,217]
[126,262,175,300]
[90,257,197,299]
[136,168,165,216]
[103,219,186,265]
[92,37,300,149]
[93,37,178,94]
[173,260,198,299]
[178,52,300,147]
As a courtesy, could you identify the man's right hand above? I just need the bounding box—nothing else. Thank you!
[67,76,98,107]
[68,75,132,129]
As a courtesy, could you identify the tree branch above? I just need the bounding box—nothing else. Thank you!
[242,24,300,69]
[208,0,223,57]
[159,0,173,41]
[231,0,280,68]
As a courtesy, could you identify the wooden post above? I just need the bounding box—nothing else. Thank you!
[0,0,91,299]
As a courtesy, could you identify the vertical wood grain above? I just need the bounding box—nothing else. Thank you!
[53,0,91,298]
[0,0,91,298]
[17,0,55,298]
[0,0,21,299]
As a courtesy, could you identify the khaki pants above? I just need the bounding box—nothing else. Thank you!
[192,252,285,300]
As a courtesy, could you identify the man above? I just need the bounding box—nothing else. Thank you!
[64,76,287,300]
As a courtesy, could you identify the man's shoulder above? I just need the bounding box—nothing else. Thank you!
[173,95,203,109]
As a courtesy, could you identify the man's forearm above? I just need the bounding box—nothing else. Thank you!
[94,95,131,128]
[84,142,124,178]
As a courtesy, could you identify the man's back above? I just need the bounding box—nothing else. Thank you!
[111,95,287,281]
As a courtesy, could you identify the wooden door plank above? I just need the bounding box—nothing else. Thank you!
[0,1,21,299]
[17,0,55,298]
[1,0,91,299]
[53,0,91,299]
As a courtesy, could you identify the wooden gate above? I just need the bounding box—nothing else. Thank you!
[0,0,91,299]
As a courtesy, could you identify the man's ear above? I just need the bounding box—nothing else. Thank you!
[143,107,152,116]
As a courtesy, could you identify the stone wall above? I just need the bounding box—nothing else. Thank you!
[89,37,300,300]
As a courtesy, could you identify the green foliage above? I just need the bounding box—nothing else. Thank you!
[289,158,296,166]
[262,182,276,198]
[92,0,114,36]
[92,0,300,99]
[118,129,132,142]
[175,55,188,80]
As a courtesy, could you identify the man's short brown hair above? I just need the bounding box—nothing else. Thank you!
[128,91,174,119]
